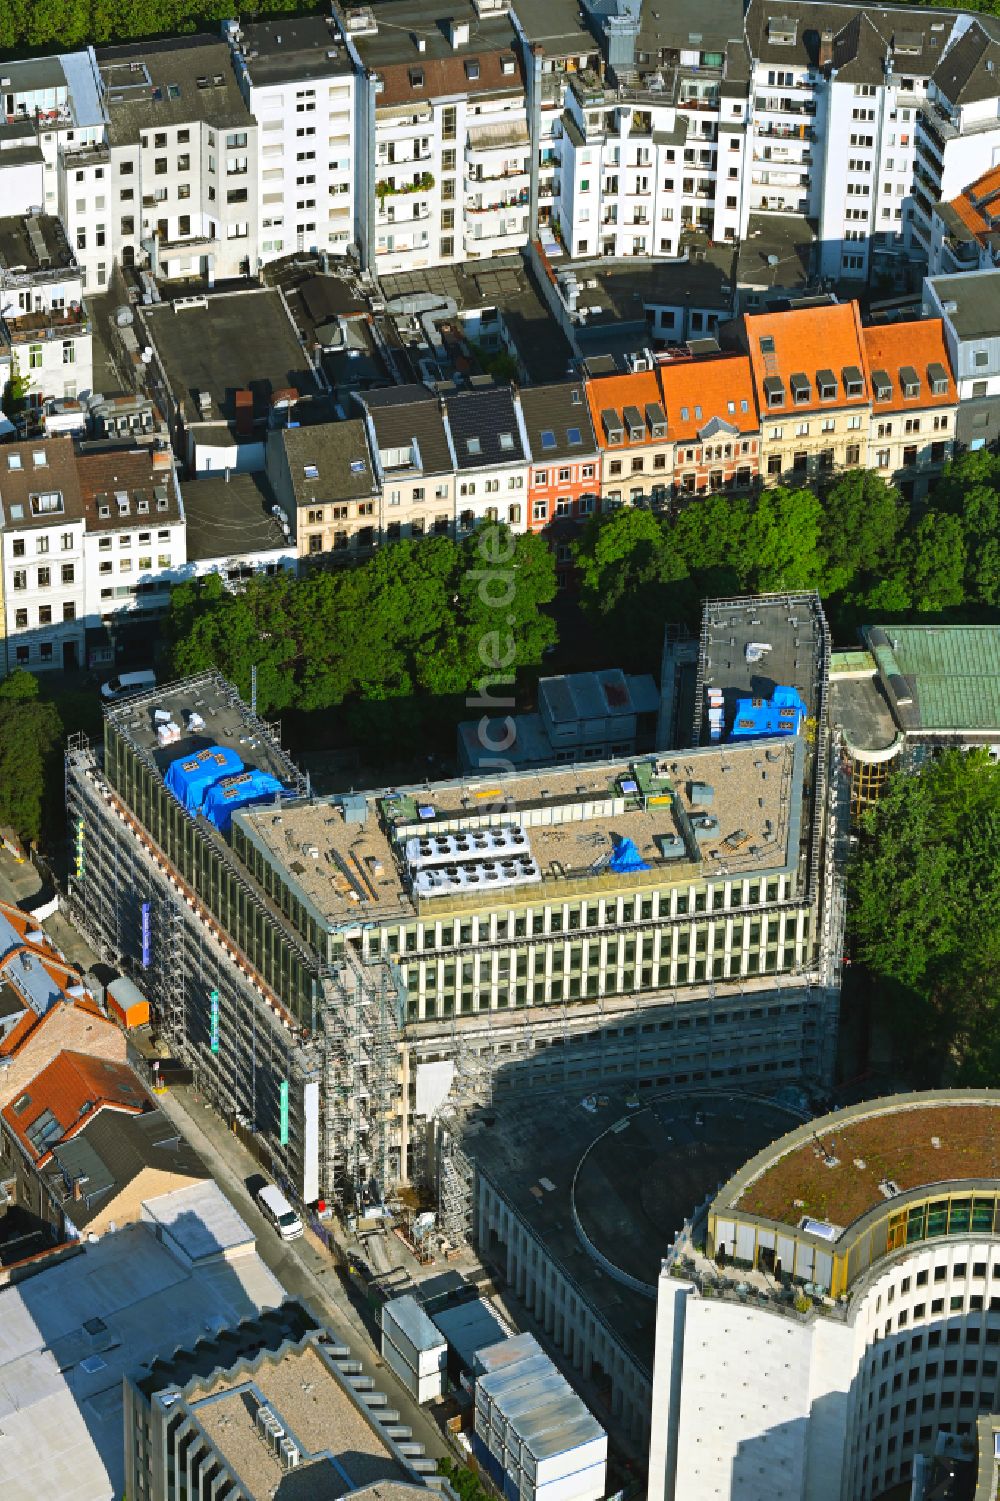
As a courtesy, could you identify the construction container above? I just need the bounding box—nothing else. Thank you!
[473,1335,606,1501]
[381,1294,447,1404]
[107,974,150,1030]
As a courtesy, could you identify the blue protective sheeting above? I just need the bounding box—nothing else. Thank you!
[201,769,285,832]
[165,745,244,813]
[729,684,807,740]
[609,836,649,872]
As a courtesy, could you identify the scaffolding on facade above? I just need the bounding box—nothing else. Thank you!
[315,948,404,1210]
[436,1019,498,1247]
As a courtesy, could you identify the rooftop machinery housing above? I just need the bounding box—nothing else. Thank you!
[66,594,838,1209]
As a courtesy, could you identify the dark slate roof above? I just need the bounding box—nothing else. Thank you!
[97,34,253,147]
[299,274,366,324]
[50,1107,208,1230]
[444,386,527,471]
[517,381,598,463]
[357,384,453,475]
[280,419,377,508]
[931,21,1000,107]
[744,0,955,75]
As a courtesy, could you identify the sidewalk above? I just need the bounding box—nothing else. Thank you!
[151,1077,453,1465]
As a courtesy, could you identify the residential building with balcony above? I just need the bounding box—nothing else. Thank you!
[584,365,673,504]
[739,299,871,484]
[861,319,957,502]
[266,417,381,559]
[97,34,259,284]
[924,267,1000,450]
[0,212,92,405]
[509,0,602,243]
[555,0,751,261]
[930,163,1000,276]
[444,382,531,534]
[336,0,528,275]
[518,379,599,553]
[356,383,456,541]
[0,50,107,286]
[656,349,760,496]
[0,438,86,674]
[745,1,949,287]
[913,20,1000,268]
[223,16,355,261]
[76,446,186,667]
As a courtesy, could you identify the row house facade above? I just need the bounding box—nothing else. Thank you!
[519,380,600,532]
[861,320,957,500]
[584,366,673,504]
[741,300,871,485]
[656,352,760,494]
[0,437,185,675]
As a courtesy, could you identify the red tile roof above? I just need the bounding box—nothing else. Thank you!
[862,320,957,414]
[0,898,96,1059]
[585,368,668,450]
[2,1049,147,1163]
[656,353,759,441]
[745,300,870,413]
[944,164,1000,242]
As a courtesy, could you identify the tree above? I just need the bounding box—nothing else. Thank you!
[164,526,557,731]
[905,511,966,613]
[849,749,1000,1083]
[2,351,31,422]
[0,672,63,846]
[818,470,906,598]
[573,507,693,667]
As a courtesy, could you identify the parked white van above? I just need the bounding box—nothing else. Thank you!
[101,669,156,700]
[256,1183,304,1241]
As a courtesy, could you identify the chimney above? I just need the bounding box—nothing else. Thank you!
[818,28,834,69]
[72,1177,83,1201]
[448,17,471,48]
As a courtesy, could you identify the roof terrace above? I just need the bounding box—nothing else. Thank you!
[237,737,803,929]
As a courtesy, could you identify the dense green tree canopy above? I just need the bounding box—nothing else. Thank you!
[0,672,63,846]
[848,749,1000,1084]
[0,0,307,51]
[165,526,557,741]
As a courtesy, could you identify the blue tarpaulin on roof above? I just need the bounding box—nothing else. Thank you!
[202,770,286,832]
[729,684,807,740]
[609,836,649,873]
[165,745,245,813]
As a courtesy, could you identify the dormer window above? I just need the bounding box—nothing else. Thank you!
[303,464,319,480]
[872,370,892,402]
[763,376,785,408]
[409,67,424,88]
[601,408,624,443]
[790,372,811,405]
[465,59,481,82]
[759,335,775,355]
[817,369,837,401]
[899,366,920,399]
[927,362,949,396]
[501,54,516,76]
[30,490,63,515]
[842,366,864,398]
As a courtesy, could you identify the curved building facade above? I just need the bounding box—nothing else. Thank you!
[647,1091,1000,1501]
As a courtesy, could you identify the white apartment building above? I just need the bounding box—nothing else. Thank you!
[0,51,107,289]
[555,19,751,260]
[96,35,259,284]
[0,213,93,405]
[444,383,531,532]
[924,268,1000,449]
[648,1093,1000,1501]
[337,0,529,275]
[0,438,86,674]
[223,16,355,262]
[744,2,963,286]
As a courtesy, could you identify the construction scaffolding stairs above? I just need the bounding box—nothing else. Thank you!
[436,1023,497,1247]
[318,949,404,1210]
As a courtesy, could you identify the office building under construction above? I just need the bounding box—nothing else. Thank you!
[66,593,842,1214]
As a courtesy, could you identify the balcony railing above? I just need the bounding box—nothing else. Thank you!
[6,307,89,342]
